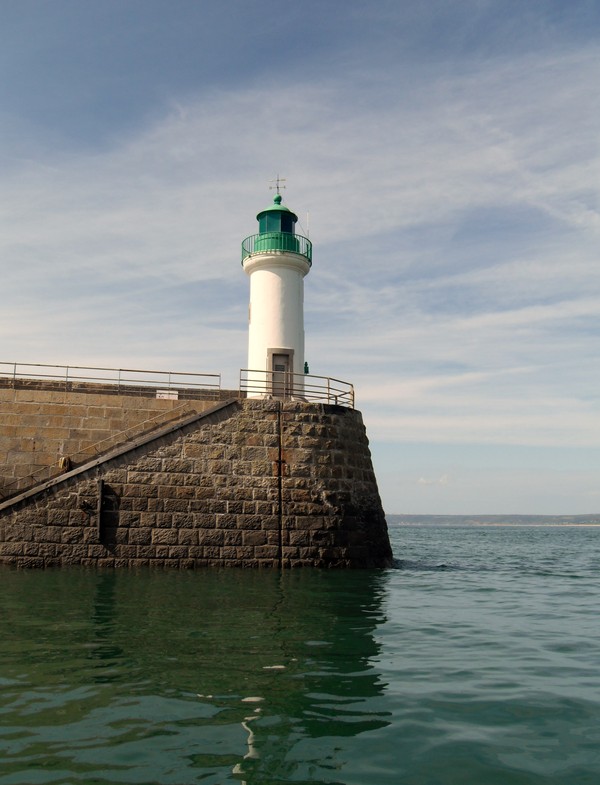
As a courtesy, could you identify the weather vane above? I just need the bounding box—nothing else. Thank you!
[268,174,287,196]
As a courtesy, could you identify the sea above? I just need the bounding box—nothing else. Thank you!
[1,518,600,785]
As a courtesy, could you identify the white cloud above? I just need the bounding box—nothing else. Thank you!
[418,474,450,486]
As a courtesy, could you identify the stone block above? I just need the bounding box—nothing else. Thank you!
[255,501,276,516]
[34,526,62,543]
[174,486,196,500]
[260,515,280,530]
[0,541,27,556]
[243,530,267,546]
[311,529,335,545]
[193,487,215,500]
[251,461,272,477]
[68,510,90,526]
[226,500,244,515]
[156,472,187,486]
[2,523,32,543]
[168,546,189,559]
[183,443,206,458]
[177,529,197,545]
[119,511,141,527]
[207,445,227,459]
[133,457,162,472]
[112,557,133,568]
[254,545,279,559]
[171,512,195,527]
[182,472,206,486]
[289,515,328,530]
[126,471,161,486]
[82,527,99,544]
[152,529,179,545]
[223,530,243,545]
[106,528,127,544]
[130,558,150,568]
[198,529,224,546]
[64,544,88,560]
[162,499,190,513]
[47,509,70,525]
[237,514,262,530]
[191,513,215,527]
[215,513,238,529]
[130,498,149,512]
[289,530,310,546]
[208,459,232,475]
[96,558,116,568]
[208,500,227,514]
[128,528,152,545]
[161,458,195,474]
[16,557,46,568]
[61,527,83,544]
[124,483,158,498]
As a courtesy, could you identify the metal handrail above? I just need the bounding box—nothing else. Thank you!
[239,369,354,408]
[0,362,221,397]
[241,232,312,263]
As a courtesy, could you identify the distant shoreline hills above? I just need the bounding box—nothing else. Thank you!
[388,514,600,526]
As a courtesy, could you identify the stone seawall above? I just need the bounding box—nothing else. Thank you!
[0,385,226,497]
[0,399,392,568]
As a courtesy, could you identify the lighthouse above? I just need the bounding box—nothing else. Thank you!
[241,191,312,398]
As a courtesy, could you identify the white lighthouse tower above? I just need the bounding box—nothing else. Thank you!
[241,189,312,398]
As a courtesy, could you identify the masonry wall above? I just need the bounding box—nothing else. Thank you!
[0,400,392,568]
[0,385,222,497]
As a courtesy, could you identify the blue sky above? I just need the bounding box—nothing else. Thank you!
[2,0,600,514]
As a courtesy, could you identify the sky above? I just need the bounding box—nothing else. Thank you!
[1,0,599,515]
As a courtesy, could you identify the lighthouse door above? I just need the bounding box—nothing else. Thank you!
[271,353,291,398]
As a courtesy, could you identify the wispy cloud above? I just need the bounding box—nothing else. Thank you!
[1,8,598,511]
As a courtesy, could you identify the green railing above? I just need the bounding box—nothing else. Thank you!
[241,232,312,264]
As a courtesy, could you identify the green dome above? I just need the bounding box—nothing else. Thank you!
[256,193,298,222]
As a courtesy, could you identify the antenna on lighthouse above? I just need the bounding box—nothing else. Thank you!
[268,174,287,196]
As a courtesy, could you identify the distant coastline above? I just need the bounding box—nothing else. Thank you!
[388,514,600,527]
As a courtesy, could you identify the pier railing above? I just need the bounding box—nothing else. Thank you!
[0,362,355,405]
[239,369,354,408]
[0,362,222,399]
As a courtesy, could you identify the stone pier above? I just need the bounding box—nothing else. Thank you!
[0,398,392,568]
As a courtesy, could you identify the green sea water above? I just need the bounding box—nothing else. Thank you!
[1,524,599,784]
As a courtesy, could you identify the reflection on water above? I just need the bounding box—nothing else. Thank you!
[90,573,124,673]
[5,526,599,784]
[0,568,391,785]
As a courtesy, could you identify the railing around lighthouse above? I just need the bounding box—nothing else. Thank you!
[239,369,354,408]
[241,233,312,263]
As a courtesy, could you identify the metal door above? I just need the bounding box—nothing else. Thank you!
[272,353,290,398]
